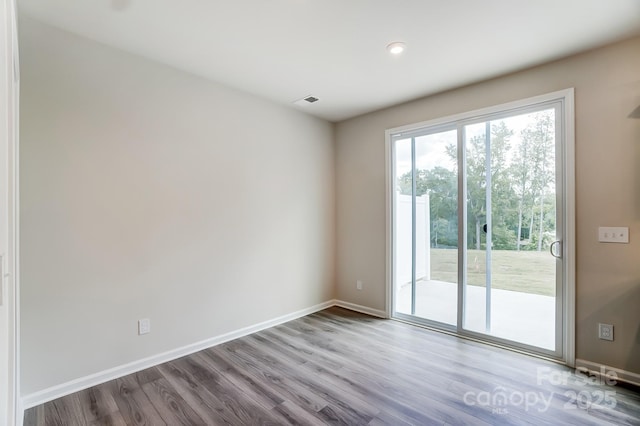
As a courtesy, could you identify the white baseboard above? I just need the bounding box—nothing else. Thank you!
[20,299,387,410]
[575,358,640,388]
[21,300,335,409]
[333,299,388,318]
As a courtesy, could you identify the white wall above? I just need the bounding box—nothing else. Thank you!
[1,0,18,424]
[19,17,335,396]
[336,36,640,375]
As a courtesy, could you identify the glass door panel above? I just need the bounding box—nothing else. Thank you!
[393,130,458,325]
[394,138,413,316]
[463,122,490,335]
[413,131,458,325]
[462,109,559,351]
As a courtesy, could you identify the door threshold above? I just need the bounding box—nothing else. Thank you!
[390,315,567,367]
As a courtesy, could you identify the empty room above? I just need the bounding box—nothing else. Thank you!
[1,0,640,425]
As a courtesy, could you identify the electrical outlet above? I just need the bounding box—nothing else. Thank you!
[138,318,151,335]
[598,323,613,341]
[356,280,363,290]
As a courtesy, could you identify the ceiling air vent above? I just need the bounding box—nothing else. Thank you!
[293,95,320,106]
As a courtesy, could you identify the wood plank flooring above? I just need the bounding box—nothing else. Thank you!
[24,307,640,425]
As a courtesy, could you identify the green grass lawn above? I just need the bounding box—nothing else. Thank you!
[427,248,556,296]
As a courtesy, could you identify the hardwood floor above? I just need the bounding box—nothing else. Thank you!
[24,307,640,425]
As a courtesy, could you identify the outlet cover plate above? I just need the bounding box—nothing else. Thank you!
[138,318,151,335]
[598,323,613,341]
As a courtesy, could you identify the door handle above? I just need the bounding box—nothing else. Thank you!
[550,241,562,259]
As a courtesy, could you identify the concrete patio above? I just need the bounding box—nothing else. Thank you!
[396,280,556,350]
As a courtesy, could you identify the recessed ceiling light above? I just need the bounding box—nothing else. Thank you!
[386,42,406,55]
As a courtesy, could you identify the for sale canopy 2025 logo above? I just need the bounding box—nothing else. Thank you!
[462,366,618,415]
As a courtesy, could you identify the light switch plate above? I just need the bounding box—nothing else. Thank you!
[598,227,629,243]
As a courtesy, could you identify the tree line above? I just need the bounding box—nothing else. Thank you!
[398,111,556,251]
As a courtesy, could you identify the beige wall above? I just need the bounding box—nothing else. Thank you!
[19,17,335,395]
[336,37,640,374]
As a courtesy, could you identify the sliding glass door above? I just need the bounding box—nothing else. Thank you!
[390,91,572,360]
[394,128,458,326]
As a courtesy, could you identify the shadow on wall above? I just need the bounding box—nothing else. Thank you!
[583,281,640,375]
[623,97,640,373]
[633,100,640,372]
[634,308,640,371]
[626,283,640,373]
[633,103,640,220]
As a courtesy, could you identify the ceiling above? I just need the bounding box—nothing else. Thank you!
[18,0,640,122]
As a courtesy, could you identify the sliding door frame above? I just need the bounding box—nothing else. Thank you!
[385,89,575,366]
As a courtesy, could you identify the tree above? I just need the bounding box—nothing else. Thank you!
[397,166,457,247]
[457,121,515,250]
[396,115,555,252]
[510,124,535,251]
[522,111,555,251]
[488,121,517,250]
